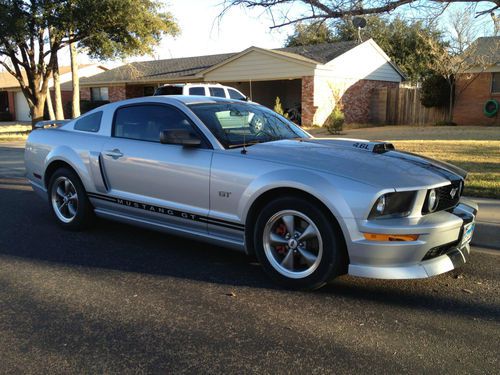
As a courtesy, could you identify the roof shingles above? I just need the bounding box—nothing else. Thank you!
[81,41,361,86]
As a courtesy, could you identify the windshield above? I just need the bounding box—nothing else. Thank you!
[189,102,310,148]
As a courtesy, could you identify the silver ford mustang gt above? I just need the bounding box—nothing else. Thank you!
[25,96,477,290]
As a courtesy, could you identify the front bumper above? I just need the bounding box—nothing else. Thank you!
[347,198,478,279]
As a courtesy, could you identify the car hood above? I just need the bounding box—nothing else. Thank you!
[240,138,466,189]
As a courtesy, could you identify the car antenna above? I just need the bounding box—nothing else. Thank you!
[241,131,247,154]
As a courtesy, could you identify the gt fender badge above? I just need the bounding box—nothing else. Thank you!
[219,191,231,198]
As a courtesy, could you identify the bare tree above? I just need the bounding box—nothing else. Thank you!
[425,36,499,122]
[447,8,481,54]
[222,0,500,28]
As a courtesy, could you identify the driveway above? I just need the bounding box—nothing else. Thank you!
[0,142,499,374]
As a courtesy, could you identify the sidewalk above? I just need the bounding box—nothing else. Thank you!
[469,197,500,250]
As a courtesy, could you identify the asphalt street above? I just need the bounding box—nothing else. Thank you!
[0,143,499,374]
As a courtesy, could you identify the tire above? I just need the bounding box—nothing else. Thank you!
[254,197,347,290]
[47,167,94,230]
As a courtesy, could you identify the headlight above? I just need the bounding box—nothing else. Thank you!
[369,191,416,219]
[427,189,439,212]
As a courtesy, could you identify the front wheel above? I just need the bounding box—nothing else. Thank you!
[48,167,93,230]
[254,197,347,290]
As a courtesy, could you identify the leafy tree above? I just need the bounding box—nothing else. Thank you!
[333,15,445,83]
[0,0,178,125]
[285,21,335,47]
[0,1,63,126]
[420,73,450,108]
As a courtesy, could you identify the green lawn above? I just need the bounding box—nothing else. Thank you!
[306,126,500,199]
[0,124,31,142]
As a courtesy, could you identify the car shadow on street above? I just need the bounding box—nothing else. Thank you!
[1,185,498,323]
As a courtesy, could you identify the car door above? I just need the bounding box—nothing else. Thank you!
[99,103,212,232]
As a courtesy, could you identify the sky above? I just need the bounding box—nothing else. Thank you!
[56,0,496,67]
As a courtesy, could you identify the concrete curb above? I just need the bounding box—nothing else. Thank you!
[467,197,500,251]
[471,222,500,250]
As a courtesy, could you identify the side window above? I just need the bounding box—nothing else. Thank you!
[74,111,102,133]
[228,89,246,101]
[113,105,194,142]
[209,87,226,98]
[188,87,206,96]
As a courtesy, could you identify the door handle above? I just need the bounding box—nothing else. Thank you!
[104,149,124,159]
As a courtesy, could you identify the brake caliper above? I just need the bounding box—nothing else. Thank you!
[275,223,287,254]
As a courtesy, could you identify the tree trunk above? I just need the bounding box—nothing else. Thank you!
[46,87,56,120]
[448,81,454,123]
[31,98,46,128]
[70,41,80,118]
[53,57,65,120]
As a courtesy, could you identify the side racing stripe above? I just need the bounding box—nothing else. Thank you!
[87,192,245,231]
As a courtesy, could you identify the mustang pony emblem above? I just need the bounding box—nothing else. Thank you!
[450,187,458,199]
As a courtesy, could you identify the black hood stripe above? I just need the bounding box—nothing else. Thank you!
[383,150,467,181]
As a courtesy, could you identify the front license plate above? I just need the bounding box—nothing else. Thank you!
[461,222,475,246]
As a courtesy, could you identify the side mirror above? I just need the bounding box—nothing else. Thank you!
[160,129,201,147]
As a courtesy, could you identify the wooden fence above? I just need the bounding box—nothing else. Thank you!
[371,87,448,125]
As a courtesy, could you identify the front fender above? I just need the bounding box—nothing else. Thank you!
[240,169,354,222]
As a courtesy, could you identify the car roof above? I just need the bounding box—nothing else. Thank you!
[155,95,240,105]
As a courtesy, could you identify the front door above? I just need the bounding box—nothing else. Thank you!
[99,103,212,232]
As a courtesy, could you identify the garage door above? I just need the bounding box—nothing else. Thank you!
[14,91,31,122]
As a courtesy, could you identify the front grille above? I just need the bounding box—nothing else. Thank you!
[422,240,459,261]
[422,180,462,214]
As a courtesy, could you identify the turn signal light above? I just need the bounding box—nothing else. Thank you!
[363,233,419,242]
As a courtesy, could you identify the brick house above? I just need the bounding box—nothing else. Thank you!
[453,37,500,126]
[0,65,107,122]
[80,39,405,126]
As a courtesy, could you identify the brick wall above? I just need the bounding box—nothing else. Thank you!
[453,73,500,125]
[126,85,145,99]
[341,79,399,123]
[301,76,315,126]
[108,86,126,102]
[80,88,91,101]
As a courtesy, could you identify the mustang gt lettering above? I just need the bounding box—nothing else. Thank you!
[25,95,478,290]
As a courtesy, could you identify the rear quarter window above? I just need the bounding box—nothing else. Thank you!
[74,111,103,132]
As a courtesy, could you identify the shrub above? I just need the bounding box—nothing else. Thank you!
[273,97,288,118]
[82,100,110,114]
[420,74,450,108]
[324,107,344,135]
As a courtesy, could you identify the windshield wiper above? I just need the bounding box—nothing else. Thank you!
[227,141,262,149]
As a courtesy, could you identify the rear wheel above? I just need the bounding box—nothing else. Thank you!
[48,167,93,230]
[254,197,346,290]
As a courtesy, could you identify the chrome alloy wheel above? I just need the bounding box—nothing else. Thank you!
[51,176,79,223]
[263,210,323,279]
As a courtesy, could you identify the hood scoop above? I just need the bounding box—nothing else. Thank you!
[306,138,395,153]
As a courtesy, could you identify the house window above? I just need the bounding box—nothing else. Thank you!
[492,73,500,93]
[91,87,109,101]
[143,86,155,96]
